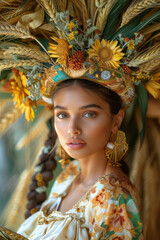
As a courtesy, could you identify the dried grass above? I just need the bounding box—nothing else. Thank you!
[139,56,160,72]
[121,0,160,27]
[96,0,115,32]
[0,23,34,39]
[0,59,38,71]
[37,0,57,19]
[4,46,51,63]
[128,43,160,67]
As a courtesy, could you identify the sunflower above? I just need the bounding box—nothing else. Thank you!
[11,69,35,121]
[88,39,124,69]
[145,72,160,99]
[11,69,30,105]
[48,36,72,65]
[20,98,35,122]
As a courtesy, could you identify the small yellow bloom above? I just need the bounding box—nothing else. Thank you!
[37,180,46,187]
[67,21,76,30]
[30,208,38,215]
[68,32,75,41]
[128,40,135,50]
[35,173,43,181]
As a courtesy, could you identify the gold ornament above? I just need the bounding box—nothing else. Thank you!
[105,130,128,167]
[59,145,70,169]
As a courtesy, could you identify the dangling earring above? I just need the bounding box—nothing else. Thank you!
[59,145,70,169]
[105,130,128,167]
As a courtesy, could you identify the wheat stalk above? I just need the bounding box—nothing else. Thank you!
[140,23,160,36]
[139,56,160,72]
[4,46,51,63]
[0,107,22,136]
[128,44,160,67]
[57,0,67,12]
[96,0,116,32]
[87,0,96,23]
[0,1,36,21]
[0,23,34,39]
[0,23,51,59]
[37,0,57,19]
[0,59,39,71]
[121,0,160,27]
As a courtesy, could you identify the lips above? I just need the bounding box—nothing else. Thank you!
[66,138,86,150]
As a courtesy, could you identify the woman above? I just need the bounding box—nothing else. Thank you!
[17,79,143,239]
[0,1,159,238]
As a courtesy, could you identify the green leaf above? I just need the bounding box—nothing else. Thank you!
[0,70,11,82]
[102,0,129,39]
[17,0,28,12]
[135,83,148,145]
[112,10,160,40]
[38,39,49,51]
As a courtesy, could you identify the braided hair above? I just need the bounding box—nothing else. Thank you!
[25,119,57,219]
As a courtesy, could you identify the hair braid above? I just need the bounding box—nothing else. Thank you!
[24,120,57,219]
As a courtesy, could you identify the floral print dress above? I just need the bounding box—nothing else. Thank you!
[18,160,143,240]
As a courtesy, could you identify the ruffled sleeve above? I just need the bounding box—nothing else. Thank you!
[88,176,144,240]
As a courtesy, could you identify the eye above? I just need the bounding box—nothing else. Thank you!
[83,111,97,118]
[56,112,69,119]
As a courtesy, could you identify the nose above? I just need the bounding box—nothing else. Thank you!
[68,117,82,136]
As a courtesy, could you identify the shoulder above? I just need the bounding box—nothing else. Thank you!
[90,174,138,203]
[89,175,143,239]
[49,160,80,197]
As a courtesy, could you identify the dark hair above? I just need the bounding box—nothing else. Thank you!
[25,128,57,219]
[53,79,123,115]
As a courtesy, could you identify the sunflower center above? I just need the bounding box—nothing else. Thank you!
[99,47,113,61]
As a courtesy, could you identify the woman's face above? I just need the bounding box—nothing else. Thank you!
[53,84,122,160]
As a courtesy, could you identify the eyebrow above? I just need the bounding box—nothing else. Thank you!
[54,104,102,110]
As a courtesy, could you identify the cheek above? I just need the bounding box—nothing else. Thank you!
[54,120,67,141]
[86,119,113,144]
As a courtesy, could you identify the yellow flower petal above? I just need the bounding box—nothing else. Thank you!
[110,40,118,50]
[94,39,101,50]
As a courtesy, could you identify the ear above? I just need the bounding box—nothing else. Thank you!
[111,109,125,134]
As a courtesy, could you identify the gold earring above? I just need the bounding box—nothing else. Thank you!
[59,145,70,169]
[105,130,128,167]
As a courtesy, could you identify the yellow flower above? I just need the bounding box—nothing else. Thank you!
[48,36,72,65]
[30,208,38,215]
[35,173,43,181]
[128,40,135,50]
[11,69,30,105]
[67,21,76,30]
[88,39,124,69]
[20,98,35,122]
[145,79,160,99]
[11,69,35,121]
[68,32,75,41]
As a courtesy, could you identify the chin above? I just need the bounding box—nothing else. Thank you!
[66,149,95,160]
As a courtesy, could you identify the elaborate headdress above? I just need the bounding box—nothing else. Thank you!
[0,0,160,127]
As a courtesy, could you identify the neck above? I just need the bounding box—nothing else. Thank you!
[77,150,108,186]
